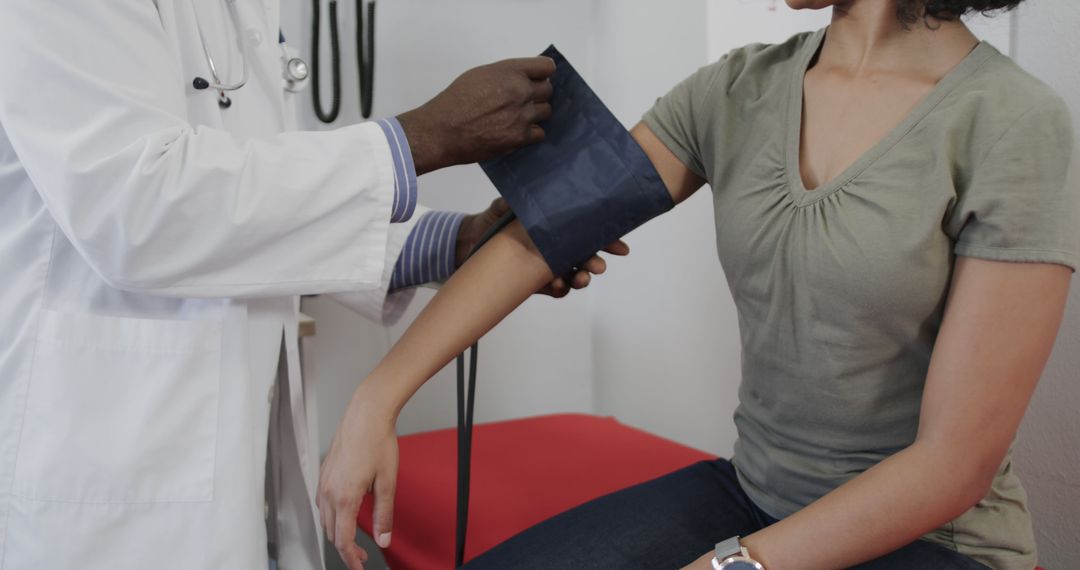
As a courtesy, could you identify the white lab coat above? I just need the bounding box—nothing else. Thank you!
[0,1,420,568]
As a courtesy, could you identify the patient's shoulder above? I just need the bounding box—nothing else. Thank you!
[703,31,819,103]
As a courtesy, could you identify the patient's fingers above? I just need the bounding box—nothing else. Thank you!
[317,469,334,544]
[372,471,396,549]
[333,504,367,570]
[319,495,333,544]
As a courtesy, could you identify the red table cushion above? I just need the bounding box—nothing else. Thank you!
[357,413,716,569]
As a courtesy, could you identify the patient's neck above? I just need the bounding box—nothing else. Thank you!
[822,1,979,81]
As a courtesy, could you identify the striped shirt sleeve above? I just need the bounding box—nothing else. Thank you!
[376,117,419,223]
[389,210,466,292]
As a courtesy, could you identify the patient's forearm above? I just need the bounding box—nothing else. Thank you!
[353,221,552,418]
[352,122,701,420]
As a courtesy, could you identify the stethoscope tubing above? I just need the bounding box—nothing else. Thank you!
[312,0,375,123]
[311,0,343,123]
[192,0,250,108]
[357,0,375,119]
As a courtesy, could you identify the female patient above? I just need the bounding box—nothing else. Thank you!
[319,0,1076,568]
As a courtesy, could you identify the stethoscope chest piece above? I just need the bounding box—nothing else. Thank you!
[283,55,311,93]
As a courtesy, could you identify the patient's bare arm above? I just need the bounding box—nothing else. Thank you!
[359,220,552,417]
[348,122,704,420]
[317,122,705,570]
[316,220,553,569]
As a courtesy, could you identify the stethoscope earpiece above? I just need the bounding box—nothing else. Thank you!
[193,76,232,108]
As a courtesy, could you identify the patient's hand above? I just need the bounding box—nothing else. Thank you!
[459,198,631,298]
[318,391,399,570]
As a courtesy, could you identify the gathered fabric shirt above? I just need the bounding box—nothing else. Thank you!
[644,28,1077,570]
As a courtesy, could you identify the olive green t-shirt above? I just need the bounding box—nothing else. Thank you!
[644,29,1076,570]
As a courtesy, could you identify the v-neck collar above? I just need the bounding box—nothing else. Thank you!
[784,28,996,207]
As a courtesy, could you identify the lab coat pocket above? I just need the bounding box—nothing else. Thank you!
[13,310,223,503]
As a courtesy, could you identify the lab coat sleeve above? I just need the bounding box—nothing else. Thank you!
[0,0,398,299]
[327,206,430,326]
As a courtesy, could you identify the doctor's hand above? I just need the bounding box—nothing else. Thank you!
[318,395,399,570]
[398,56,556,175]
[458,198,631,298]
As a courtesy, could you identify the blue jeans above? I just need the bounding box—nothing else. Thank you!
[463,459,989,569]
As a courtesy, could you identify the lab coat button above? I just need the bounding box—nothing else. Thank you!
[247,29,264,46]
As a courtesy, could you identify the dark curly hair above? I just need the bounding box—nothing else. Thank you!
[897,0,1026,26]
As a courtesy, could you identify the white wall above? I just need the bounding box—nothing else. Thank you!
[281,0,600,449]
[585,0,739,458]
[1010,2,1080,567]
[706,0,831,59]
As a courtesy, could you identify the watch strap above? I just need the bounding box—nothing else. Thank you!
[715,537,744,560]
[714,537,759,569]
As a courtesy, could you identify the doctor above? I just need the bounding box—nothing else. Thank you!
[0,1,615,569]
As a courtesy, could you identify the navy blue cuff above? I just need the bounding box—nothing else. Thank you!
[389,211,466,292]
[479,46,674,276]
[377,117,419,223]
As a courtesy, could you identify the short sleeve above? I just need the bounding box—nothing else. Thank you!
[950,97,1079,271]
[642,56,730,180]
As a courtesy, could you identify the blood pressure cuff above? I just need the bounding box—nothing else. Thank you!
[479,45,674,276]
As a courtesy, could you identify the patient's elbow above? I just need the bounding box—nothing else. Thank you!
[917,440,1002,515]
[955,470,997,514]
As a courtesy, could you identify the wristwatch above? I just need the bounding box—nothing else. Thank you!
[711,537,765,570]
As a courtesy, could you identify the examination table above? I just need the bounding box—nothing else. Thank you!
[357,413,716,569]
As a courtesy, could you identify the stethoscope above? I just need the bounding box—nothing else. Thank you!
[311,0,376,122]
[191,0,311,109]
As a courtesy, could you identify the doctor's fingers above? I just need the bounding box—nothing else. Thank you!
[580,256,608,278]
[543,277,571,298]
[540,260,608,297]
[531,102,553,124]
[500,55,556,80]
[568,242,631,290]
[571,272,592,290]
[532,78,554,102]
[525,124,547,146]
[602,240,631,257]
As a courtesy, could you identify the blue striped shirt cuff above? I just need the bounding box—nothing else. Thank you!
[389,211,466,292]
[377,117,418,223]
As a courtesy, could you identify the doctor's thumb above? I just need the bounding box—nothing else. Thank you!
[372,475,396,549]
